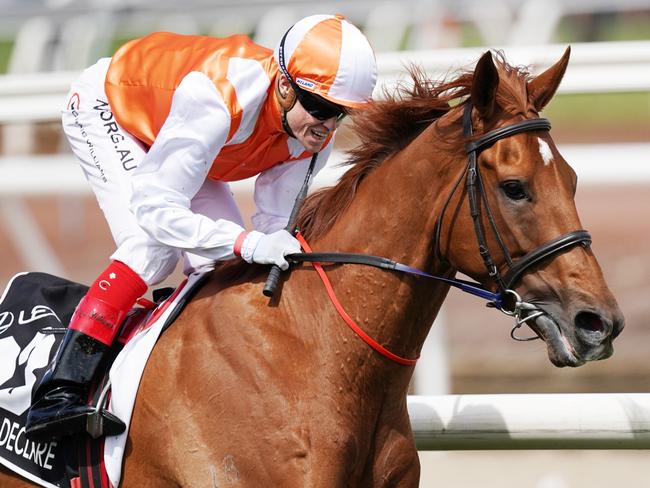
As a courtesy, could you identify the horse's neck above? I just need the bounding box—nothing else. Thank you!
[306,126,458,389]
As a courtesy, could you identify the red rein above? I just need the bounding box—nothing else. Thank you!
[295,233,418,367]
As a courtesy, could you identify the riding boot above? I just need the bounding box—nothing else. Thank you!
[25,328,125,440]
[25,260,147,440]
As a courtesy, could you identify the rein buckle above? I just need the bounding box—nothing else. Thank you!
[491,289,543,342]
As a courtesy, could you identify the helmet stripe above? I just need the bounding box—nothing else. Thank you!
[328,18,377,105]
[274,14,377,109]
[288,17,342,94]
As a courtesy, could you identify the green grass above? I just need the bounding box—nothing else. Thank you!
[599,15,650,41]
[108,37,138,56]
[545,92,650,126]
[0,39,13,73]
[542,92,650,142]
[555,12,650,43]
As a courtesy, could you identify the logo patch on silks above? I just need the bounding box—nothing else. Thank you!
[0,272,87,487]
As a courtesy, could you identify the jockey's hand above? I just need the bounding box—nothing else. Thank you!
[251,230,301,270]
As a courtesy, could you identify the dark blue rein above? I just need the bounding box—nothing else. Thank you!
[287,250,503,305]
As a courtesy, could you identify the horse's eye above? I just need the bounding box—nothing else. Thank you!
[501,180,528,201]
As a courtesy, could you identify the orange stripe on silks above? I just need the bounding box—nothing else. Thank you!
[197,42,257,143]
[211,58,242,143]
[288,17,342,95]
[207,69,327,182]
[106,33,270,147]
[106,32,323,183]
[233,231,249,257]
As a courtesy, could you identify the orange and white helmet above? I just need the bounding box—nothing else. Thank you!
[274,14,377,109]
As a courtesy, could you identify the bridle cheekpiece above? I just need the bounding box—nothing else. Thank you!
[457,102,592,338]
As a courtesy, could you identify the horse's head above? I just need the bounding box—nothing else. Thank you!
[440,48,624,367]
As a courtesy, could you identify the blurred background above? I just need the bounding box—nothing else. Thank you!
[0,0,648,486]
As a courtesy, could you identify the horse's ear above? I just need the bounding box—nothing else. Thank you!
[471,51,499,120]
[528,46,571,111]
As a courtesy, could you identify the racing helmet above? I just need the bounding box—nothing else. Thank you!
[274,14,377,109]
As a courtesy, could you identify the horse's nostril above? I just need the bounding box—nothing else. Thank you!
[612,318,625,339]
[575,311,607,335]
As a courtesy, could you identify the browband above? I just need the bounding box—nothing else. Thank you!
[465,118,551,154]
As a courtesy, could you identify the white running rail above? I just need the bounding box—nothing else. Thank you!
[0,40,649,123]
[408,393,650,450]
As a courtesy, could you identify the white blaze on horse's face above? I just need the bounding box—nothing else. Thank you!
[538,137,554,166]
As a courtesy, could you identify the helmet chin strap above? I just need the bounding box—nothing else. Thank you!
[275,76,297,138]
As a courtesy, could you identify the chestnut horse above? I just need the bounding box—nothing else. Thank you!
[1,48,623,487]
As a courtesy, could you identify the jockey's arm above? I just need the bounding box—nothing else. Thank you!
[251,138,332,233]
[129,72,246,260]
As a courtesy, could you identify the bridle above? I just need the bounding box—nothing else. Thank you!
[434,102,592,338]
[286,101,593,346]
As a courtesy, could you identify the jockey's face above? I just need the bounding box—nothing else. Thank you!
[287,99,338,152]
[278,75,339,153]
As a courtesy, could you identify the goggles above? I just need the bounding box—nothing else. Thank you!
[291,81,347,122]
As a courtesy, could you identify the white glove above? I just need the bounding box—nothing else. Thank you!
[249,230,301,270]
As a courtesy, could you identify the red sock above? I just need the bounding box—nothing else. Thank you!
[69,261,147,345]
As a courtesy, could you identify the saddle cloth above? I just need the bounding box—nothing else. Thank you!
[0,271,208,488]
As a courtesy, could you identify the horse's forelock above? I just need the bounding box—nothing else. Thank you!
[491,51,535,116]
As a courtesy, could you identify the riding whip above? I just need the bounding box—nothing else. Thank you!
[262,152,319,297]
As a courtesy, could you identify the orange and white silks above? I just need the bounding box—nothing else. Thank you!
[105,32,329,182]
[61,32,333,285]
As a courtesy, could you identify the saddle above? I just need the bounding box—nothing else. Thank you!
[0,271,207,488]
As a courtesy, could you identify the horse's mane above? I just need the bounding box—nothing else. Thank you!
[297,53,533,242]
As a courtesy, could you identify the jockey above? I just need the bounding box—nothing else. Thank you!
[25,14,377,440]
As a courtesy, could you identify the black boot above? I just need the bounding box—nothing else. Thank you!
[25,329,126,440]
